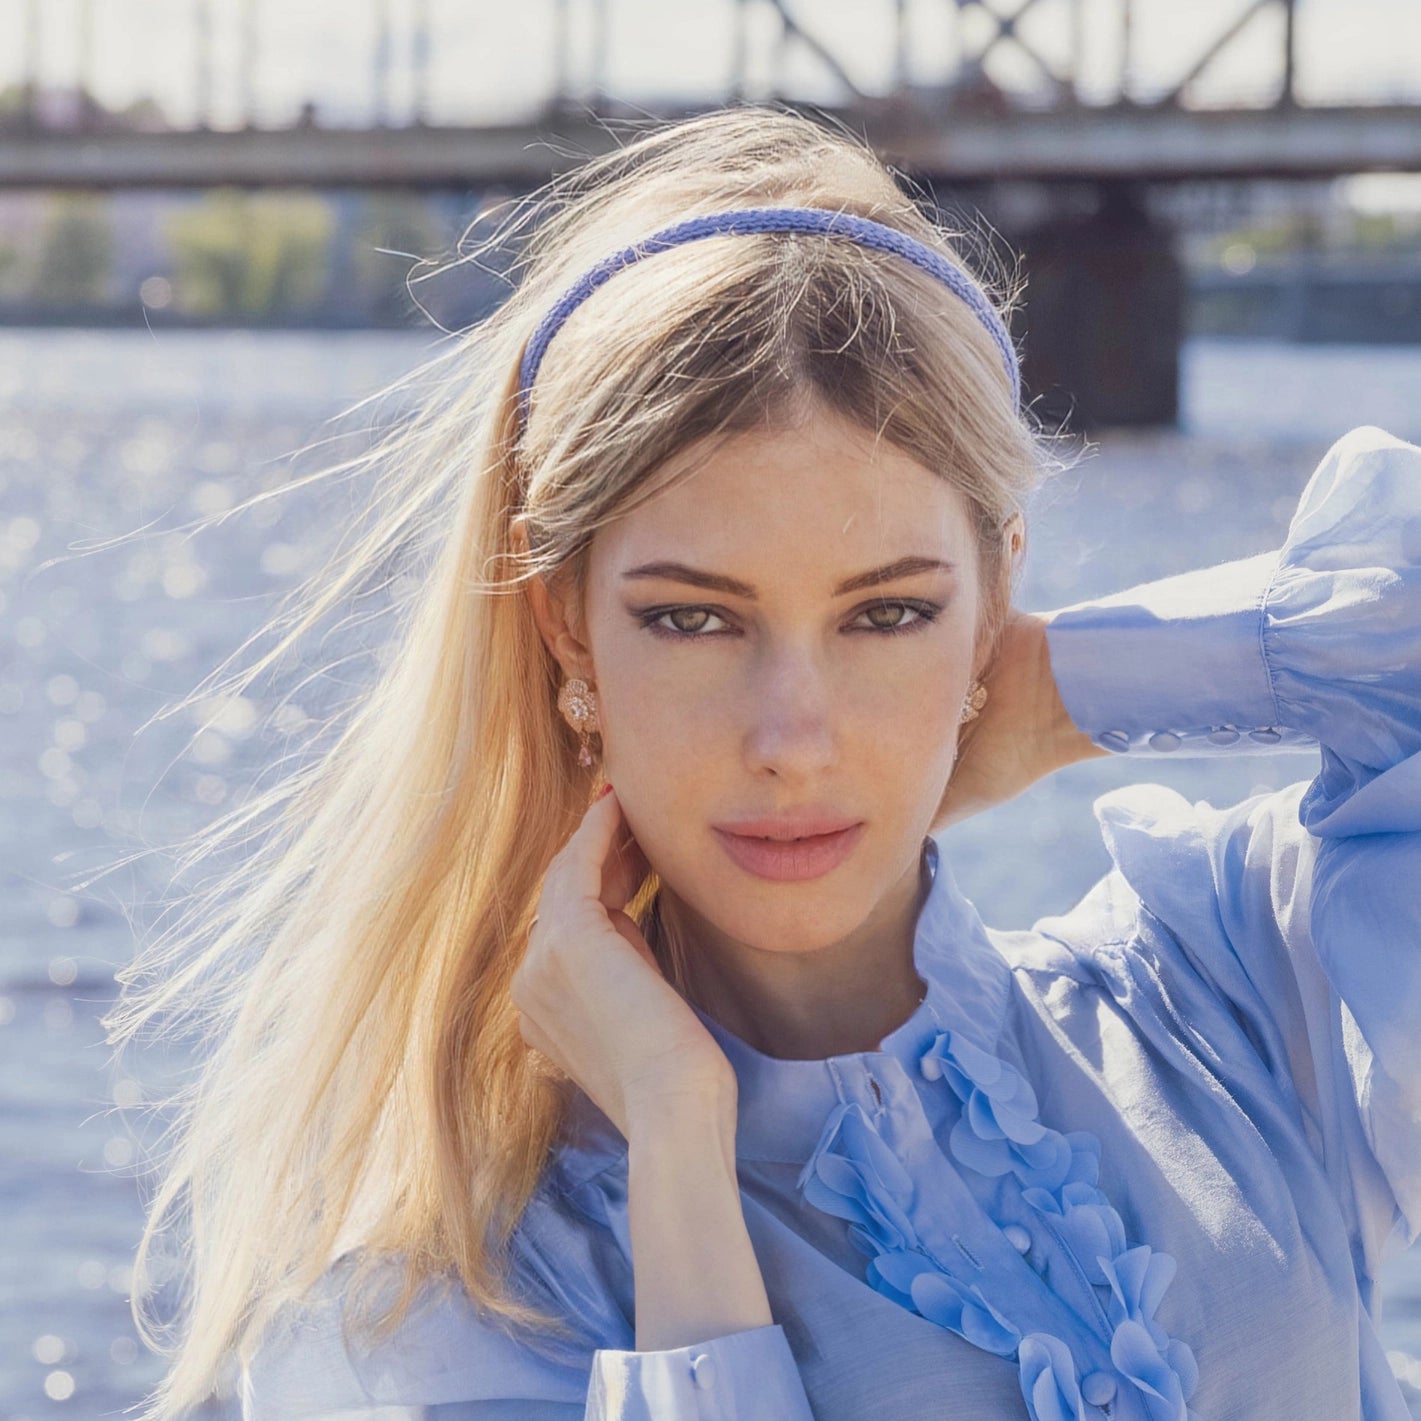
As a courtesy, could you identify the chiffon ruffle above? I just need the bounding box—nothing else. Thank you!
[799,1026,1200,1420]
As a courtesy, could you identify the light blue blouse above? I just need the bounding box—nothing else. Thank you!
[241,425,1421,1421]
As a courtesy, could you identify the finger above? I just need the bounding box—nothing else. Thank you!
[554,788,651,920]
[601,823,652,915]
[552,787,627,904]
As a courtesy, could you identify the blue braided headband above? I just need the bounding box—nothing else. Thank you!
[515,206,1020,428]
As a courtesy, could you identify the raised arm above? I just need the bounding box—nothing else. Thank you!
[1030,424,1421,1281]
[1040,424,1421,811]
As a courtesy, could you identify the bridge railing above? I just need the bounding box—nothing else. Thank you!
[0,0,1413,138]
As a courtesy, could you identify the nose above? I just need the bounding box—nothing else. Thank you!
[741,645,838,777]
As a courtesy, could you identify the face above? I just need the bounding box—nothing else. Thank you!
[534,402,984,968]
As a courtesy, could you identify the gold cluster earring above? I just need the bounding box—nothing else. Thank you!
[960,678,987,724]
[557,677,601,768]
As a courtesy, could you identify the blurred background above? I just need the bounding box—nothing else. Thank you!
[1,2,1419,1417]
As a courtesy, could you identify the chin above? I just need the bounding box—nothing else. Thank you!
[717,871,876,949]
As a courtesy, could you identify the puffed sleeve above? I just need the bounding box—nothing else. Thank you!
[1037,424,1421,1278]
[240,1173,817,1421]
[1040,424,1421,781]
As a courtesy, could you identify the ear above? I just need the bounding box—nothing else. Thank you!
[514,522,597,684]
[971,512,1027,679]
[1002,511,1026,565]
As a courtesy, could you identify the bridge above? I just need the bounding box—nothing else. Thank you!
[3,0,1416,426]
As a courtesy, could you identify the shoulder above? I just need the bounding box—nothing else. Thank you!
[1285,424,1421,558]
[243,1137,635,1418]
[1049,779,1308,939]
[1302,425,1416,489]
[1327,424,1414,457]
[511,1133,636,1351]
[244,1247,588,1417]
[996,778,1313,1003]
[983,784,1323,1131]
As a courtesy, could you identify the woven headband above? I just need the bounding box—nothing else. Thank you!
[515,206,1021,428]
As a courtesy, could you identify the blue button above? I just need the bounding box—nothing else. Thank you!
[1081,1370,1117,1405]
[1097,730,1130,752]
[1003,1223,1031,1253]
[691,1353,717,1390]
[1207,726,1241,745]
[1147,730,1182,751]
[1249,727,1282,744]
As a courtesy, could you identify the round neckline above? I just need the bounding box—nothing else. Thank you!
[681,835,1013,1163]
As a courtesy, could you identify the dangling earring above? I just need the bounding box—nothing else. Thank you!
[960,678,987,724]
[557,677,601,768]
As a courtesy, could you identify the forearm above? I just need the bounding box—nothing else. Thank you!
[625,1077,773,1352]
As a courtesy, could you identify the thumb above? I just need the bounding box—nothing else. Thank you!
[607,906,661,974]
[592,788,652,913]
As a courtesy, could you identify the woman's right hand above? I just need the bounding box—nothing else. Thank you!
[516,789,770,1352]
[511,786,736,1140]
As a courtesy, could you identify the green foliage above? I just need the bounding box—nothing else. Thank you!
[165,189,335,317]
[349,194,449,323]
[1350,211,1421,252]
[31,192,113,304]
[1200,207,1421,267]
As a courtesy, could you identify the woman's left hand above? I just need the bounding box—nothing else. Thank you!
[935,609,1108,829]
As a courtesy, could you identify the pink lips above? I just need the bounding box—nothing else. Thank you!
[713,822,865,882]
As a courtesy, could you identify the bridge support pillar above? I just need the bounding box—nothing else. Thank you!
[1013,184,1182,430]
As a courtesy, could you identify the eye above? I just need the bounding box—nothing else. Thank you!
[633,600,942,641]
[640,606,732,638]
[854,600,939,635]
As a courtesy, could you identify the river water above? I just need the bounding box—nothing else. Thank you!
[2,330,1420,1418]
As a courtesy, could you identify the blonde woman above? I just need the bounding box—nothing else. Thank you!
[107,107,1421,1421]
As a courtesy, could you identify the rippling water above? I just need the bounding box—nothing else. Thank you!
[2,330,1420,1418]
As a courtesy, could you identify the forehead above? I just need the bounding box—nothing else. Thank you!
[593,410,976,583]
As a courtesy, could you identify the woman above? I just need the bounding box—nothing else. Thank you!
[108,107,1421,1421]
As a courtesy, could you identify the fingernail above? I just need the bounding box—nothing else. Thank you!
[597,783,614,800]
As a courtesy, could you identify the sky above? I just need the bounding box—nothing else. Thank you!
[3,0,1420,208]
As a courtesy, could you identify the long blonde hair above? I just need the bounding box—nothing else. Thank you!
[102,104,1060,1419]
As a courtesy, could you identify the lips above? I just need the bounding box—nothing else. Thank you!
[713,812,862,840]
[713,822,865,882]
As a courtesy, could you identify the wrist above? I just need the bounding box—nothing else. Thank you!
[626,1069,739,1146]
[624,1071,768,1351]
[1035,609,1110,768]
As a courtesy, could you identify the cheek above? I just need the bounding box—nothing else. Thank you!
[867,661,964,781]
[591,636,718,783]
[852,622,978,805]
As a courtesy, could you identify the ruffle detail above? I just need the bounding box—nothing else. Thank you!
[797,1028,1200,1421]
[797,1098,1023,1361]
[1018,1333,1085,1421]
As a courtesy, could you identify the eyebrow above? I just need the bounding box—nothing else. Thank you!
[620,555,958,599]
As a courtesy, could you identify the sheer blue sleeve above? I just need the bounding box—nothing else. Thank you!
[1037,425,1421,1280]
[1041,424,1421,786]
[582,1325,815,1421]
[240,1173,816,1421]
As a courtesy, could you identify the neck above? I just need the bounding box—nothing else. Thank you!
[655,844,932,1062]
